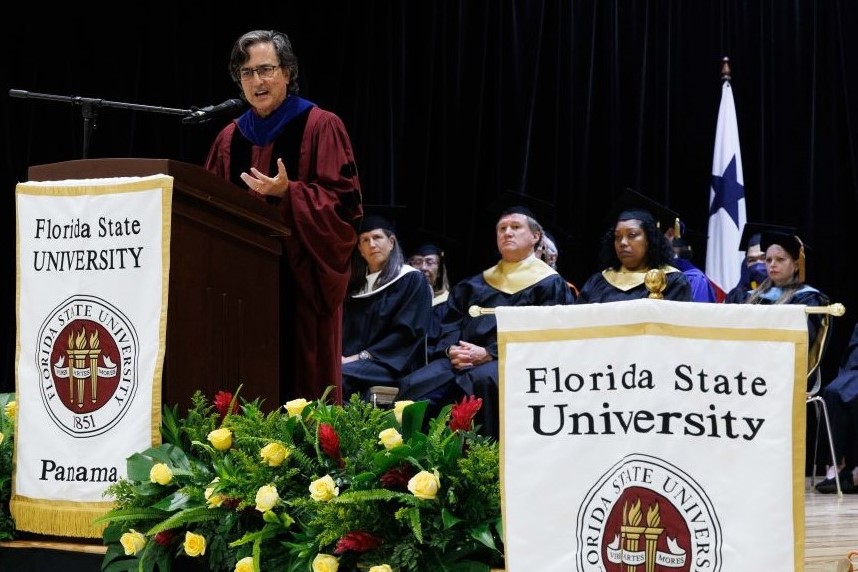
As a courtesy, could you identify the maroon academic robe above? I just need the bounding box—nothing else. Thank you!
[205,104,363,404]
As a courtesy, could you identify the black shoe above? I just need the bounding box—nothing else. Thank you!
[815,469,855,494]
[815,476,839,494]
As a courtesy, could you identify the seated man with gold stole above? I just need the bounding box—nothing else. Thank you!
[395,205,575,440]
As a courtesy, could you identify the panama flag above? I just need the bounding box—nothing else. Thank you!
[705,79,746,301]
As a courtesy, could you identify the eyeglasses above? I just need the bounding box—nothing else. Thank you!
[408,256,440,268]
[238,64,281,81]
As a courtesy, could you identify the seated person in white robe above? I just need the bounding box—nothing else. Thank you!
[342,212,432,402]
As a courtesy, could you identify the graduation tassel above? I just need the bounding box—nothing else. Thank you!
[797,237,806,283]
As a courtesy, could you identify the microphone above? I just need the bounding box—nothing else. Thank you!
[182,98,245,125]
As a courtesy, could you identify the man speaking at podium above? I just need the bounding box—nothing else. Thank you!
[204,29,363,404]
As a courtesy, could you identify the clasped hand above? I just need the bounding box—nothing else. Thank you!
[448,341,491,370]
[239,157,290,197]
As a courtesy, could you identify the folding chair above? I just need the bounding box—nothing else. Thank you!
[805,311,840,494]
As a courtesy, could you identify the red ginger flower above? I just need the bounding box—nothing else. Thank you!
[380,464,413,489]
[222,497,241,510]
[319,423,344,467]
[450,394,482,432]
[153,529,175,546]
[334,530,383,554]
[213,390,238,418]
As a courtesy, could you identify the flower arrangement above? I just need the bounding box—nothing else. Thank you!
[0,393,16,541]
[95,386,504,572]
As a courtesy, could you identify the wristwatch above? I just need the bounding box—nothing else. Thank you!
[358,350,372,360]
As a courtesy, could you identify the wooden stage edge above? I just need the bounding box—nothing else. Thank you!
[0,539,107,554]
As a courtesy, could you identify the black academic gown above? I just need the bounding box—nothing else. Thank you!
[396,257,574,440]
[728,283,828,350]
[821,323,858,472]
[341,267,432,401]
[426,290,449,356]
[575,266,692,303]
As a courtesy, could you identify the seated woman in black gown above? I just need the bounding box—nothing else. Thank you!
[729,229,829,348]
[575,207,692,303]
[341,212,432,402]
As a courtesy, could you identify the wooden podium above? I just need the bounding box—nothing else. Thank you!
[27,158,289,411]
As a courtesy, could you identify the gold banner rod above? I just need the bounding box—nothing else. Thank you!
[469,302,846,318]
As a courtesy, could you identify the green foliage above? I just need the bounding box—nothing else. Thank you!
[0,393,16,541]
[90,389,503,572]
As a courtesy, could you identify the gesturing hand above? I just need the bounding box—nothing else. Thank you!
[240,157,290,197]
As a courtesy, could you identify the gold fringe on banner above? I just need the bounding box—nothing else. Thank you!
[10,495,112,538]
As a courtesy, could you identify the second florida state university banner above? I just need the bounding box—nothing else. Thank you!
[497,300,808,572]
[12,175,172,537]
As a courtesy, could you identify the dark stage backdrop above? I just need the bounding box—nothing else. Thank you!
[2,2,857,394]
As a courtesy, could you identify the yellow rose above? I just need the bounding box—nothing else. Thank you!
[408,469,441,500]
[204,478,223,508]
[392,400,414,424]
[309,474,339,502]
[149,463,173,486]
[207,427,233,451]
[183,531,206,557]
[119,529,146,555]
[378,427,403,450]
[255,484,279,512]
[235,556,255,572]
[369,565,393,572]
[4,400,16,420]
[312,553,339,572]
[283,398,309,417]
[260,442,290,467]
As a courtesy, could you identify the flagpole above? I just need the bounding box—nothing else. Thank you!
[705,55,747,301]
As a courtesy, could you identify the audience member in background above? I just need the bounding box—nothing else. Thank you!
[575,207,692,303]
[666,221,716,303]
[815,321,858,494]
[341,212,431,402]
[724,223,777,304]
[536,231,579,298]
[407,243,451,353]
[204,29,363,403]
[395,206,575,440]
[730,229,829,348]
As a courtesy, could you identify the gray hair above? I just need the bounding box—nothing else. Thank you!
[228,30,300,94]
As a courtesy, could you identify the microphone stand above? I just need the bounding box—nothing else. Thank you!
[9,89,192,159]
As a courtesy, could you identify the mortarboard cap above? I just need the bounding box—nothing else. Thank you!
[357,204,407,234]
[491,190,554,224]
[403,227,461,259]
[759,230,808,260]
[611,187,708,242]
[612,188,680,233]
[411,243,444,257]
[758,227,808,282]
[499,203,539,221]
[489,189,577,254]
[738,222,797,251]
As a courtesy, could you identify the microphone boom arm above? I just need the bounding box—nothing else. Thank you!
[10,89,193,159]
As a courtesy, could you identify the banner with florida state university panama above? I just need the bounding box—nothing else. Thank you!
[497,300,808,572]
[12,175,172,537]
